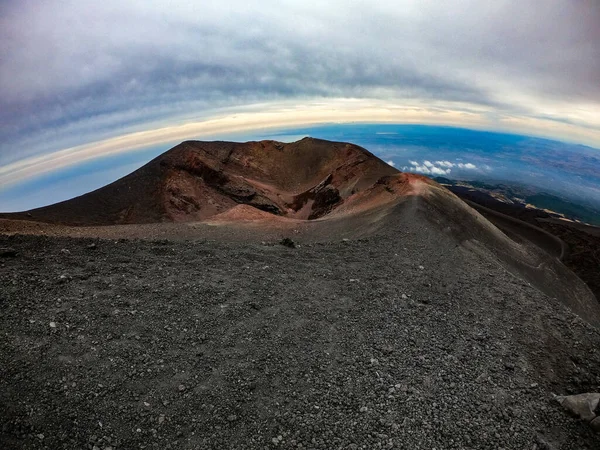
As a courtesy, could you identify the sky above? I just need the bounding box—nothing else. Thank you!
[1,0,599,210]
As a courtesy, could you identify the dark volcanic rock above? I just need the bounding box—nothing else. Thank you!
[2,196,600,449]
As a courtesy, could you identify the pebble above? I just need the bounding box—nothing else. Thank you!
[49,322,57,328]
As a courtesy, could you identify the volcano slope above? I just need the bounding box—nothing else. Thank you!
[0,138,398,225]
[1,139,600,450]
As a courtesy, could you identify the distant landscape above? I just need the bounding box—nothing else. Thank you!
[434,177,600,227]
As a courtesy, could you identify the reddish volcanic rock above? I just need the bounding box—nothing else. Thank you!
[1,138,401,225]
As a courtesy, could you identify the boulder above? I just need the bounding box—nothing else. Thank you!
[555,393,600,422]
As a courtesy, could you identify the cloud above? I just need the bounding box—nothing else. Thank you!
[386,160,396,167]
[430,166,451,176]
[406,162,451,176]
[0,0,599,186]
[404,159,485,176]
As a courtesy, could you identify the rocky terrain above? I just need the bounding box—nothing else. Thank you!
[1,139,600,449]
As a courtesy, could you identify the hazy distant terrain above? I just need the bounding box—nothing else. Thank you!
[434,178,600,227]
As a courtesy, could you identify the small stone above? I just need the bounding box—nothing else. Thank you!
[418,265,425,270]
[36,433,44,440]
[143,402,150,407]
[158,415,165,425]
[49,322,57,328]
[279,238,295,248]
[178,384,186,392]
[360,406,368,413]
[272,437,279,445]
[87,243,97,250]
[401,294,408,299]
[227,414,237,422]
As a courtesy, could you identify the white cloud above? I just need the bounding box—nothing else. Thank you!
[405,158,484,177]
[386,160,396,167]
[406,162,451,175]
[430,166,451,175]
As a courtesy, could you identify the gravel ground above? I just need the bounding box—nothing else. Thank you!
[2,202,600,449]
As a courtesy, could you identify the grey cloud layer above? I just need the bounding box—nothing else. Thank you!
[1,0,599,164]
